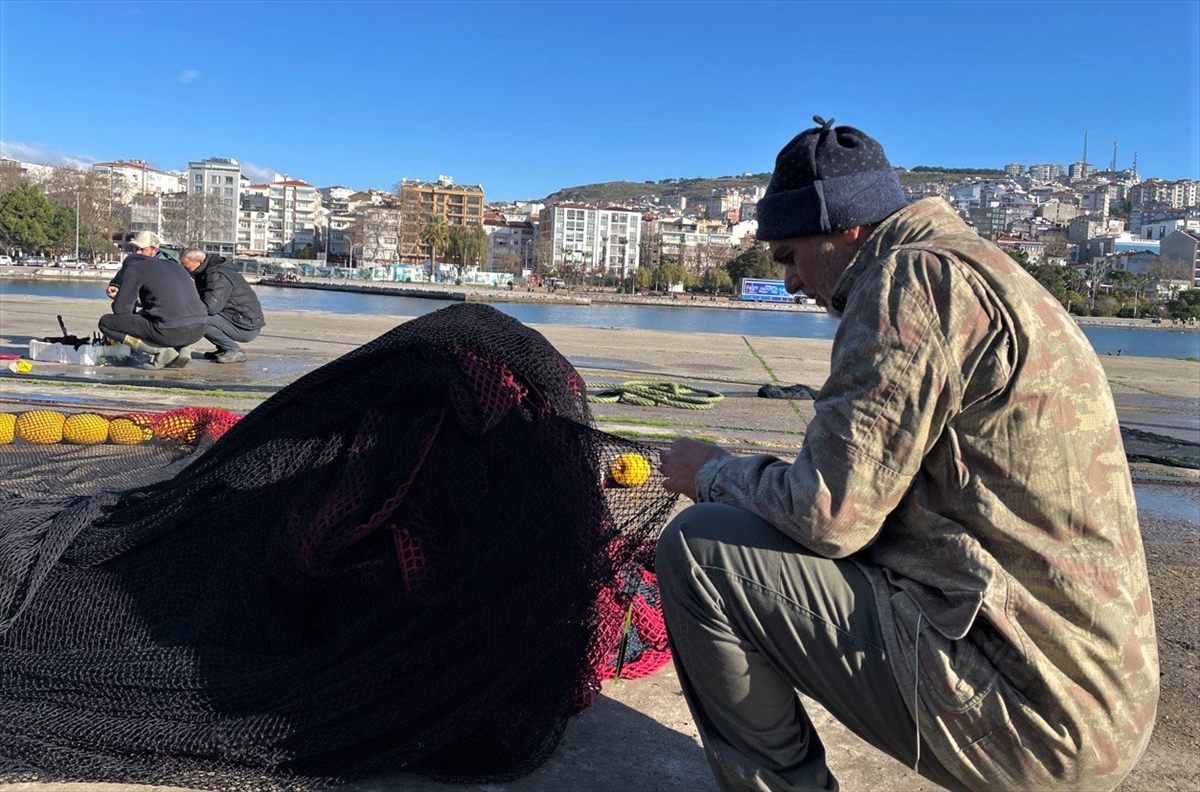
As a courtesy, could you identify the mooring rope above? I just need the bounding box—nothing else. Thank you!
[587,380,725,410]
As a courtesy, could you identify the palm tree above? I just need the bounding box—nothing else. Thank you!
[420,215,449,279]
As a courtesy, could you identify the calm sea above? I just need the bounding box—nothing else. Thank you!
[4,278,1198,361]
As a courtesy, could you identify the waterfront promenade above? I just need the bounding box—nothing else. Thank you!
[0,291,1197,791]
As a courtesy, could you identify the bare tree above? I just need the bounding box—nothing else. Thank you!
[159,191,229,249]
[36,168,124,258]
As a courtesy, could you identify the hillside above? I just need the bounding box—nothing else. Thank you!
[543,174,770,206]
[541,167,1006,205]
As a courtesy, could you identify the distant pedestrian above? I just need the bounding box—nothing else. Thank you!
[99,232,207,369]
[179,248,265,364]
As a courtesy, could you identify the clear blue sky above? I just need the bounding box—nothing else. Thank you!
[1,0,1197,201]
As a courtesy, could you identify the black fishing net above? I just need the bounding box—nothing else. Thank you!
[0,303,679,789]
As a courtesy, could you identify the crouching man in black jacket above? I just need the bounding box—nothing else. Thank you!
[180,248,266,364]
[100,232,207,370]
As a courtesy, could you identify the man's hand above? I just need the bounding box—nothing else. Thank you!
[105,285,119,299]
[659,438,730,501]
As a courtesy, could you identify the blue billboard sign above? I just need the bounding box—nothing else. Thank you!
[740,278,793,303]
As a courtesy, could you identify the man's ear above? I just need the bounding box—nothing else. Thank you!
[840,226,867,245]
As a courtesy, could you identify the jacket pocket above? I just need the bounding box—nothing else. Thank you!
[891,589,1005,749]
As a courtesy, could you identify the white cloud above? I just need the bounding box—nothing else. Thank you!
[240,161,279,184]
[0,141,96,170]
[177,69,199,84]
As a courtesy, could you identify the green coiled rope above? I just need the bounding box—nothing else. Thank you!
[587,380,725,410]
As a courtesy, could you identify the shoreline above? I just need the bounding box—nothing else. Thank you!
[3,266,1198,331]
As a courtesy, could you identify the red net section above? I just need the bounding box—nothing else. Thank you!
[0,303,679,790]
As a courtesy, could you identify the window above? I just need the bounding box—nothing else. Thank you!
[211,175,220,184]
[194,174,203,183]
[224,188,233,197]
[211,187,220,195]
[193,186,203,194]
[225,176,234,184]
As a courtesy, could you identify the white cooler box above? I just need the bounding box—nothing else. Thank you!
[28,339,132,366]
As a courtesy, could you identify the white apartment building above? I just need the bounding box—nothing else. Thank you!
[653,216,734,275]
[0,156,55,183]
[187,157,242,256]
[1028,163,1066,182]
[705,189,741,221]
[538,204,642,280]
[237,190,270,256]
[91,159,185,203]
[266,175,322,256]
[1141,218,1200,240]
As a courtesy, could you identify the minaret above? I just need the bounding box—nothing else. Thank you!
[1083,130,1089,167]
[1111,141,1118,173]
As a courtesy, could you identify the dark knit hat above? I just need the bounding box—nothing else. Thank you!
[756,116,908,240]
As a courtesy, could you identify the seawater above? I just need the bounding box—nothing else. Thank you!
[4,278,1198,361]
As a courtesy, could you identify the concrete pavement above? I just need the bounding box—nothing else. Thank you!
[0,292,1197,791]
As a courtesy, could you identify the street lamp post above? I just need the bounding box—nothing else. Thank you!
[74,192,80,261]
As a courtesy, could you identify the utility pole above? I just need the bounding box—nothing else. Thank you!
[74,192,80,261]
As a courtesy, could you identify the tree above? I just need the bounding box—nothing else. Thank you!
[420,215,449,276]
[0,184,55,254]
[659,260,689,290]
[39,167,123,259]
[701,265,733,294]
[161,191,231,249]
[443,223,488,281]
[725,243,779,284]
[1042,231,1069,260]
[1005,247,1033,273]
[632,266,654,290]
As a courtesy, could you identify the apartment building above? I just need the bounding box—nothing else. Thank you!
[1130,179,1200,209]
[186,157,242,256]
[357,206,403,265]
[237,192,270,256]
[650,215,731,276]
[91,159,184,203]
[705,189,742,222]
[1028,163,1066,182]
[265,175,322,256]
[484,217,535,272]
[1160,229,1200,286]
[397,175,485,264]
[538,204,642,280]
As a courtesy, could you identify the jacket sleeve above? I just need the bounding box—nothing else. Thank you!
[110,266,141,315]
[695,252,962,558]
[202,272,234,316]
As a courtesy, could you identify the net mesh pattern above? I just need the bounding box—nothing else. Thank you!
[0,303,679,790]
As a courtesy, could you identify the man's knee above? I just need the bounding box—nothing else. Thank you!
[656,502,722,588]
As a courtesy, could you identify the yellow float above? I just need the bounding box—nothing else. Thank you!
[0,413,15,444]
[609,452,652,488]
[15,410,66,445]
[62,413,111,445]
[108,417,152,445]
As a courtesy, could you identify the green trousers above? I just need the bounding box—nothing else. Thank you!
[655,502,964,792]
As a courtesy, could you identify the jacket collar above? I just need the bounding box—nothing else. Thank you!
[829,198,965,314]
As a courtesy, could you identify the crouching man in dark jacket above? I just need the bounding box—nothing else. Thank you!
[180,248,266,364]
[99,232,207,370]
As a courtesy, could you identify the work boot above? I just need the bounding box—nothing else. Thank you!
[167,344,196,368]
[214,350,248,364]
[203,349,222,361]
[122,334,148,352]
[138,346,179,370]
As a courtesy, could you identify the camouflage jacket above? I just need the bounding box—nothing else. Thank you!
[696,198,1158,789]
